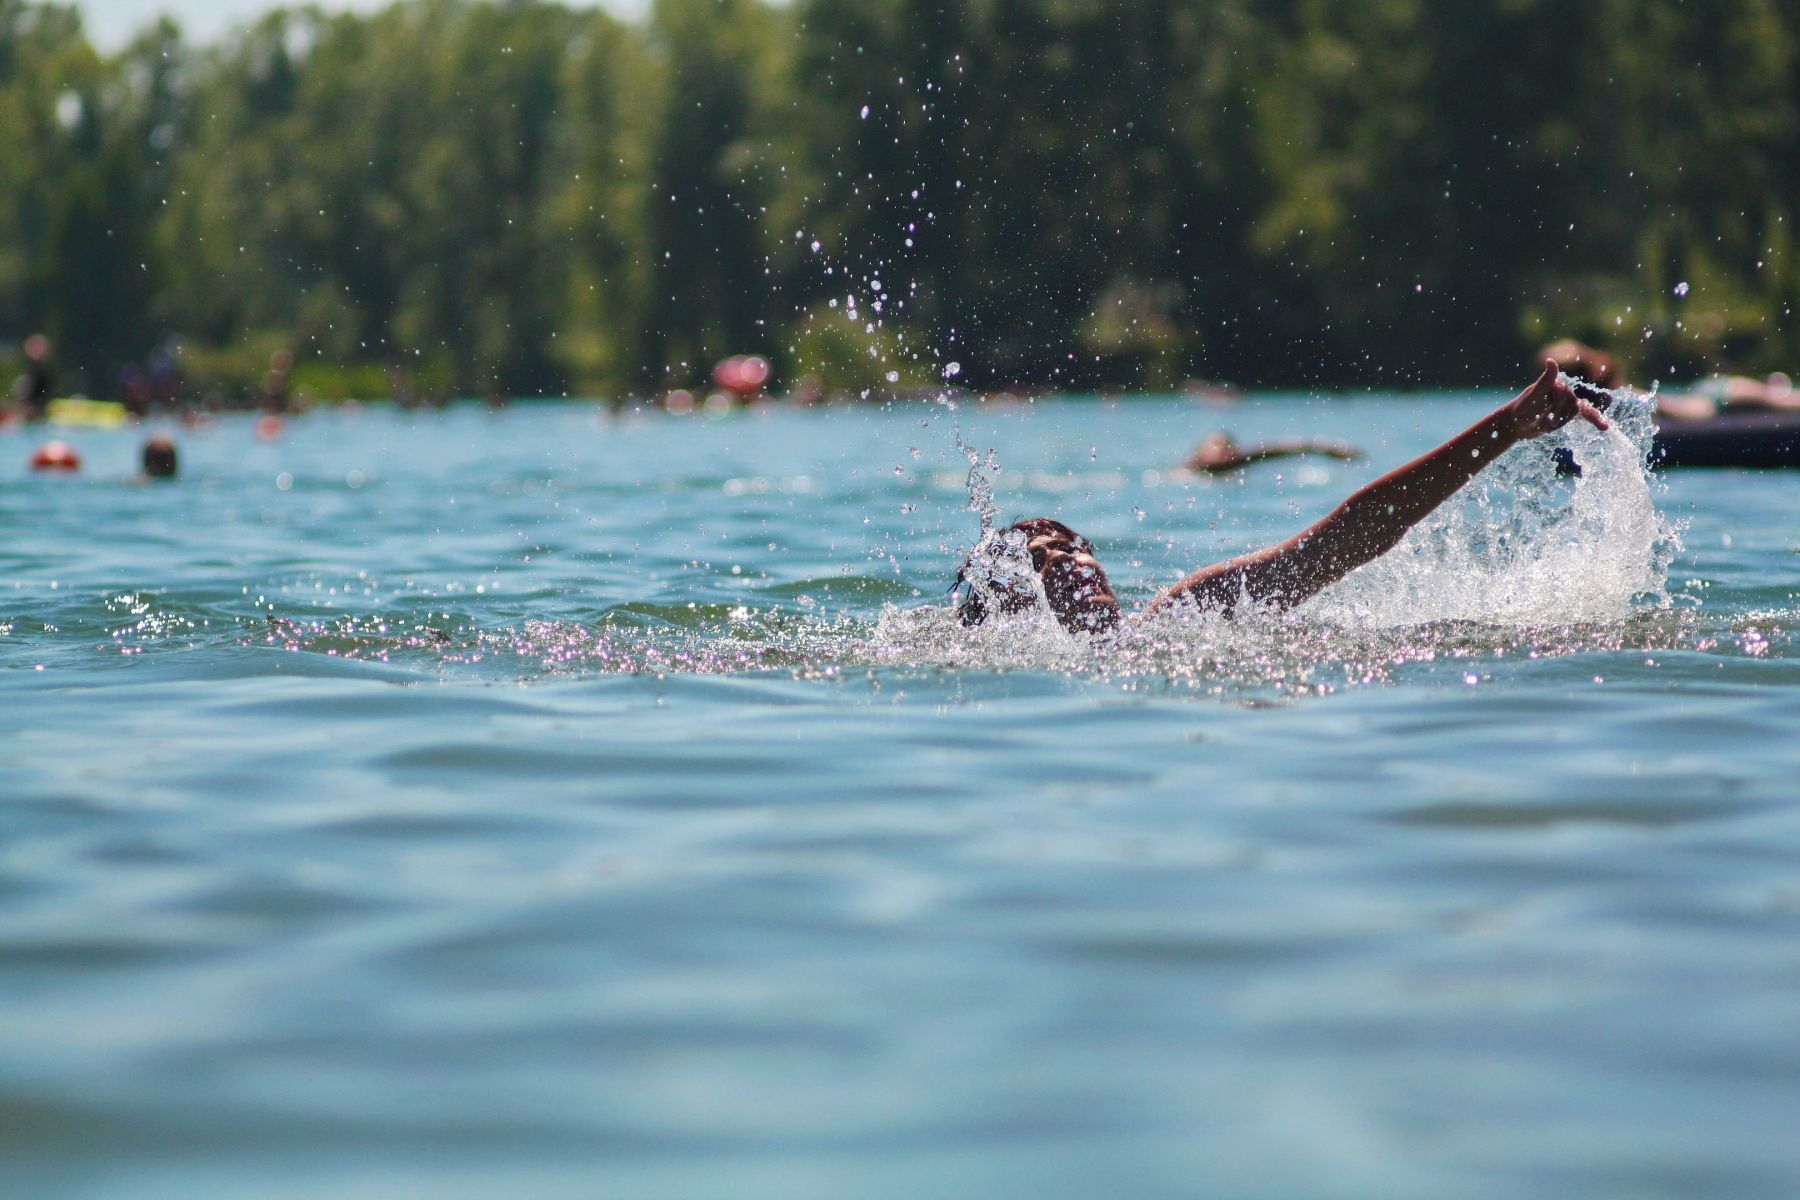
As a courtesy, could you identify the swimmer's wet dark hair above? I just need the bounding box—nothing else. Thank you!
[142,436,178,479]
[954,517,1120,634]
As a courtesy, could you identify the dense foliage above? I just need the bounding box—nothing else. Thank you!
[2,0,1796,396]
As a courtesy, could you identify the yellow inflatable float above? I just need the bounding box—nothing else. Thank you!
[46,397,128,429]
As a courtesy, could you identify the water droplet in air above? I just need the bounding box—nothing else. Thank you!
[860,105,870,119]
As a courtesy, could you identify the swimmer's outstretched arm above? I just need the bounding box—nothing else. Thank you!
[1249,437,1363,463]
[1148,362,1608,615]
[1184,434,1364,473]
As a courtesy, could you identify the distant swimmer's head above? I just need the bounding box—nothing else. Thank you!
[142,435,178,479]
[954,517,1121,635]
[1538,339,1620,389]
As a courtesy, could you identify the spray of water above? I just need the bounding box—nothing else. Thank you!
[1303,383,1677,627]
[233,382,1718,699]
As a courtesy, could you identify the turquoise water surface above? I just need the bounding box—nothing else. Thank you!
[3,394,1798,1198]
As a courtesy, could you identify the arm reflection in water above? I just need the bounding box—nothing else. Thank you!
[956,362,1610,635]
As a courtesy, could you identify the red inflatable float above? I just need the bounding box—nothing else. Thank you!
[29,440,81,472]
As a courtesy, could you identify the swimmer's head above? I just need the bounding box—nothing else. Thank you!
[142,435,178,479]
[954,517,1120,635]
[1538,339,1620,389]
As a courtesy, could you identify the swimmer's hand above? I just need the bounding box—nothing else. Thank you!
[1505,360,1610,440]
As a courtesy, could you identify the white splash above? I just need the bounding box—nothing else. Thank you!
[1304,389,1677,627]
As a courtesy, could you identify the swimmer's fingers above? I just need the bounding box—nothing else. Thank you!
[1509,363,1608,439]
[1548,361,1613,430]
[1540,359,1609,432]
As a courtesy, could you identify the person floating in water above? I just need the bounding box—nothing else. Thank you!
[1653,371,1796,421]
[1182,431,1364,474]
[1539,339,1796,421]
[955,362,1608,634]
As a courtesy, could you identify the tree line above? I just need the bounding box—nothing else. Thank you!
[2,0,1796,399]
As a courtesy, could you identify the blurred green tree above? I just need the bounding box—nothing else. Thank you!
[0,0,1794,398]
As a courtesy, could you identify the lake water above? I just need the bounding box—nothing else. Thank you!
[3,394,1797,1199]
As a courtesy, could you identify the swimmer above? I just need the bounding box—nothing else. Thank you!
[1538,339,1622,391]
[13,333,55,421]
[141,435,178,479]
[262,349,293,413]
[1656,371,1797,421]
[1182,431,1364,474]
[1539,338,1797,421]
[955,362,1608,634]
